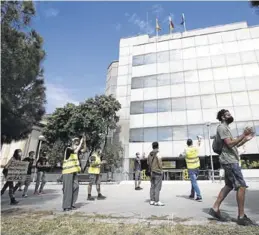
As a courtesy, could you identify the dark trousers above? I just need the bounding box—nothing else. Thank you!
[1,181,15,200]
[62,173,79,209]
[150,172,163,202]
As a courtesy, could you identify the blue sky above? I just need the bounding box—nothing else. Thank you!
[32,1,258,113]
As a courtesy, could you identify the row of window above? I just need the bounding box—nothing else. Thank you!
[129,121,259,142]
[132,42,259,66]
[130,91,259,114]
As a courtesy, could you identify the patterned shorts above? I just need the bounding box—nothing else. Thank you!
[222,163,248,191]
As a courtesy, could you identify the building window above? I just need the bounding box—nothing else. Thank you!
[130,101,143,114]
[131,77,144,89]
[172,126,188,140]
[157,73,171,86]
[144,100,157,113]
[158,126,173,141]
[158,99,172,112]
[187,125,204,139]
[201,95,217,109]
[144,127,158,142]
[186,96,201,110]
[144,75,157,88]
[254,121,259,136]
[171,97,186,111]
[157,51,169,63]
[170,49,182,61]
[144,53,156,65]
[132,55,144,66]
[129,129,144,142]
[171,72,184,84]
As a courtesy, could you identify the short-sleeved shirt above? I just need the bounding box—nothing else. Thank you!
[217,123,239,164]
[134,158,141,171]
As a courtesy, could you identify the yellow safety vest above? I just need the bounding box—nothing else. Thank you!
[88,153,101,174]
[185,146,200,169]
[62,151,81,174]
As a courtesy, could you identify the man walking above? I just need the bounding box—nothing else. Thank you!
[87,150,106,201]
[34,152,50,195]
[134,152,143,190]
[209,109,255,226]
[148,142,164,206]
[181,137,202,202]
[62,136,86,211]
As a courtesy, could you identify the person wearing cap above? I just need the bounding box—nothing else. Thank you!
[87,149,106,201]
[181,137,202,202]
[134,152,143,190]
[62,136,86,211]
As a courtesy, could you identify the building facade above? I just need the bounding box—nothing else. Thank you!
[108,22,259,173]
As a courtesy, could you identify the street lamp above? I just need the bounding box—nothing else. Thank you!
[206,122,214,182]
[33,135,45,182]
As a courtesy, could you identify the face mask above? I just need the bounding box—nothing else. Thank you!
[226,116,234,124]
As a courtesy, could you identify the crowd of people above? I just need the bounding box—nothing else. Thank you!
[1,109,256,226]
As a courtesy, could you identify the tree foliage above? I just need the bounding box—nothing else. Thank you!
[43,95,122,166]
[1,1,46,144]
[251,1,259,7]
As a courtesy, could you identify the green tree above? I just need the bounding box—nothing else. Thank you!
[1,1,46,144]
[43,95,121,168]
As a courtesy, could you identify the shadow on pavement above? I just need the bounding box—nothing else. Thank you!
[176,195,191,200]
[202,208,234,222]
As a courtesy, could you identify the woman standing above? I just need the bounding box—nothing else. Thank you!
[1,149,21,205]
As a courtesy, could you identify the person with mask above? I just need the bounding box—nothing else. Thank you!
[1,149,21,205]
[209,109,255,226]
[34,152,50,195]
[147,142,164,206]
[134,152,143,190]
[13,151,35,197]
[62,136,86,211]
[87,149,106,201]
[180,137,202,202]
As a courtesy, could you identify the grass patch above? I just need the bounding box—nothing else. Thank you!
[1,210,259,235]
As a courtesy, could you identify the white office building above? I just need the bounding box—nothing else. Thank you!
[106,22,259,173]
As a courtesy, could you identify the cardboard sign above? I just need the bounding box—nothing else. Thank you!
[6,160,29,181]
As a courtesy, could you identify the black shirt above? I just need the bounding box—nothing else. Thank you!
[36,157,50,172]
[23,157,34,175]
[65,148,74,160]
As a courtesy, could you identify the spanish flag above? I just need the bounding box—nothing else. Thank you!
[169,16,174,33]
[156,18,161,32]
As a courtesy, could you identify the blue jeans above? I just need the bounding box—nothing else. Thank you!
[188,169,201,198]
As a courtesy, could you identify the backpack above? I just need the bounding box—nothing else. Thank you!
[145,152,157,177]
[212,127,224,155]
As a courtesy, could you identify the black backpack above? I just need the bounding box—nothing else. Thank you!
[212,126,224,155]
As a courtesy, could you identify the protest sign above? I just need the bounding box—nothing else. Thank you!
[6,160,29,181]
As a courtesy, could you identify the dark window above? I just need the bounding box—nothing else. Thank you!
[131,77,144,89]
[144,127,157,142]
[158,126,173,141]
[144,100,157,113]
[130,102,144,114]
[158,99,172,112]
[130,129,144,142]
[132,55,144,66]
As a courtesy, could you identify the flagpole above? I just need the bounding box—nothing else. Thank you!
[182,13,186,32]
[146,12,149,35]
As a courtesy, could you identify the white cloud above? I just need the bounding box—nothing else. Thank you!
[151,4,164,16]
[44,8,59,18]
[46,83,79,113]
[126,13,154,35]
[115,23,122,31]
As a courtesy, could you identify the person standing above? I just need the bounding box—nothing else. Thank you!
[134,152,143,190]
[13,151,35,197]
[209,109,255,226]
[62,136,86,211]
[1,149,21,205]
[147,142,164,206]
[181,137,202,202]
[87,150,106,201]
[34,152,50,195]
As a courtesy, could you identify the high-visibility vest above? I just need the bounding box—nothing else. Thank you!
[88,153,101,174]
[62,151,81,174]
[185,146,200,169]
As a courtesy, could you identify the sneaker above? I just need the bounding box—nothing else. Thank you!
[149,200,155,205]
[39,191,45,194]
[63,208,72,212]
[34,191,40,195]
[189,195,195,200]
[71,206,77,210]
[87,196,95,201]
[208,208,226,221]
[10,199,19,205]
[154,201,165,206]
[237,214,256,226]
[22,194,28,198]
[135,187,140,190]
[97,194,106,200]
[195,197,202,202]
[138,187,143,190]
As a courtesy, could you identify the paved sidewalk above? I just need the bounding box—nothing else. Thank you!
[1,181,259,224]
